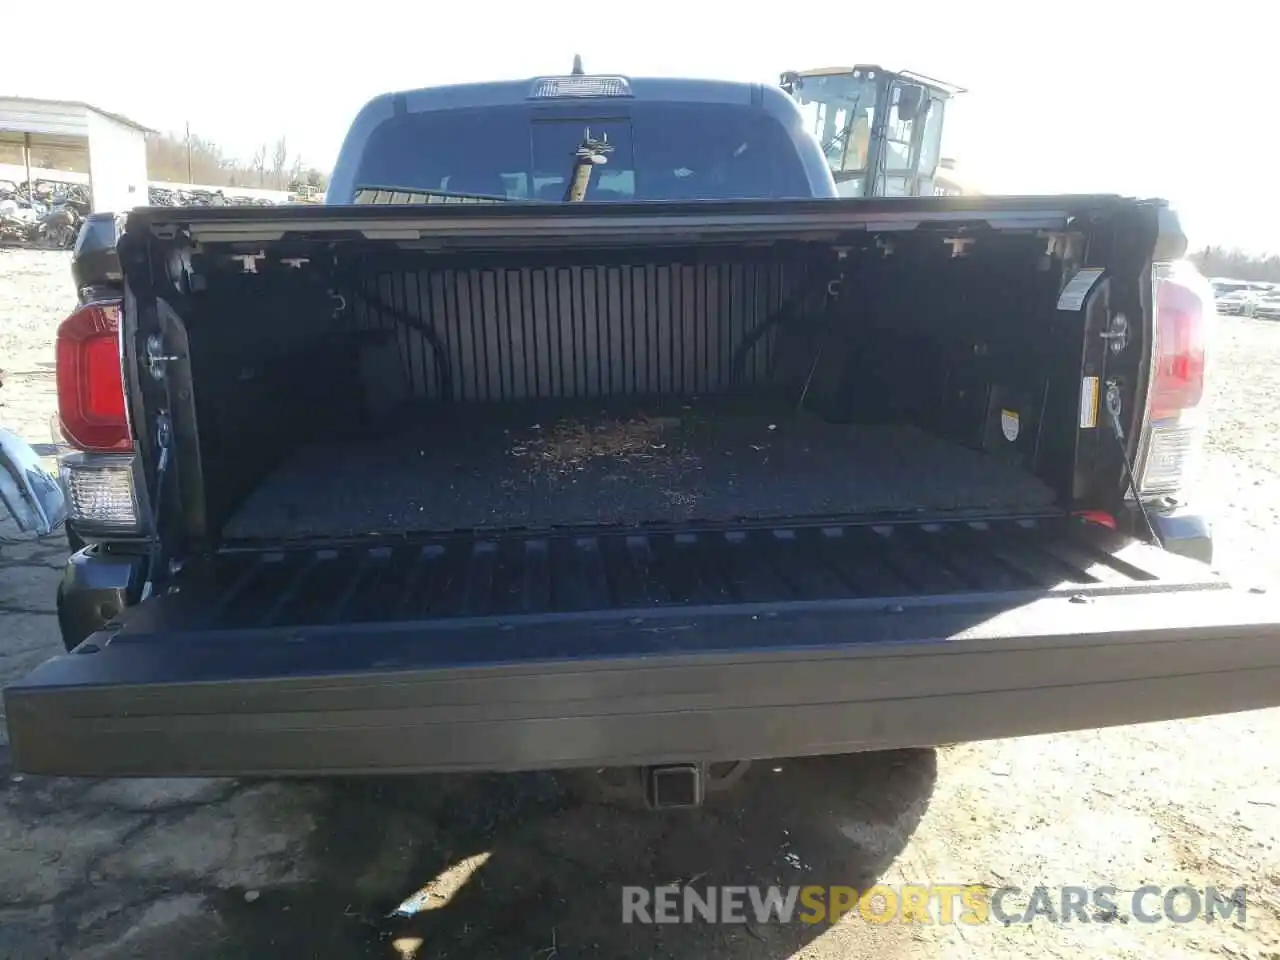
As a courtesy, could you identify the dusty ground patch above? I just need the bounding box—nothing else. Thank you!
[2,247,1279,958]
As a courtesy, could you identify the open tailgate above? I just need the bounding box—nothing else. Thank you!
[7,516,1280,777]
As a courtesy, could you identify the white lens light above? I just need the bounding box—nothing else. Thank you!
[60,454,140,532]
[1137,423,1197,496]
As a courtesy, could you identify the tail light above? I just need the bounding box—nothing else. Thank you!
[55,300,142,535]
[1074,510,1118,530]
[58,452,142,533]
[1135,261,1214,496]
[56,302,130,452]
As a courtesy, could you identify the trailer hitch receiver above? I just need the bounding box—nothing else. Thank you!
[645,764,703,809]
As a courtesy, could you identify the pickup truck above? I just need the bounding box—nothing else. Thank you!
[4,69,1279,807]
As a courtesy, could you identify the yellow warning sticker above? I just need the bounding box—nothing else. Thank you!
[1079,376,1100,429]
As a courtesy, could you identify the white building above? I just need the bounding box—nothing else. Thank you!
[0,97,152,213]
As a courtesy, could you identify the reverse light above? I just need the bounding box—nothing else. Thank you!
[59,453,140,533]
[1135,262,1214,496]
[56,301,131,452]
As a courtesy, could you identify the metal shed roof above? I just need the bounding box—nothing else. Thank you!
[0,97,155,137]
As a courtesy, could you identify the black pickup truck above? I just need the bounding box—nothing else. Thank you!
[4,70,1278,806]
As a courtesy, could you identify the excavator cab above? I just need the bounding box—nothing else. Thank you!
[780,65,965,197]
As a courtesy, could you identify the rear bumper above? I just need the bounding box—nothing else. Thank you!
[56,545,146,652]
[8,585,1280,778]
[1141,502,1213,565]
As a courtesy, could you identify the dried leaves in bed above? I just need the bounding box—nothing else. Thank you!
[510,414,689,478]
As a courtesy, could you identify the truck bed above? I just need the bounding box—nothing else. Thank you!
[11,516,1280,778]
[13,195,1265,781]
[203,516,1145,627]
[223,403,1057,540]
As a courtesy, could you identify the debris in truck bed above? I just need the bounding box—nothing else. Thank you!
[223,401,1059,540]
[512,415,688,479]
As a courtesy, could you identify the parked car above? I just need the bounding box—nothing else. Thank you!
[5,67,1278,805]
[1216,287,1259,317]
[1254,293,1280,320]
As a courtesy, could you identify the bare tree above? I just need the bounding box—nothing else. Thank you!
[143,128,323,193]
[251,145,268,187]
[270,137,289,189]
[1191,246,1280,283]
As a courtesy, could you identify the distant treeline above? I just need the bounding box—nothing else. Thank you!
[147,131,327,193]
[1190,247,1280,283]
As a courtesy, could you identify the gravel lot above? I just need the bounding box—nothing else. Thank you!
[2,246,1279,959]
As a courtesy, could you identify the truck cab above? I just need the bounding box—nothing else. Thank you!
[327,71,840,204]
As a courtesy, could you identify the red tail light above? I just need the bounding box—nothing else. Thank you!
[1150,268,1209,421]
[1074,510,1118,530]
[56,301,131,452]
[1136,263,1214,496]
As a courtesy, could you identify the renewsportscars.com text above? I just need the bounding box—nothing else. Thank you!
[621,884,1248,926]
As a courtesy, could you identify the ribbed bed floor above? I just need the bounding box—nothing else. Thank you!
[222,400,1058,540]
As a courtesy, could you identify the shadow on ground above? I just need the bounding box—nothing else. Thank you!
[213,749,937,959]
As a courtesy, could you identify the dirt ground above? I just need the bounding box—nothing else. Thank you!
[2,246,1279,959]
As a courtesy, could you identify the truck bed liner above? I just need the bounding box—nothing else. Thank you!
[188,516,1182,630]
[223,404,1057,540]
[11,517,1280,778]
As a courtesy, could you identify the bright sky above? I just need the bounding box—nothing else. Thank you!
[2,0,1271,251]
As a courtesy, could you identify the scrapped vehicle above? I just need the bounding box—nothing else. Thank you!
[6,68,1280,806]
[0,429,65,538]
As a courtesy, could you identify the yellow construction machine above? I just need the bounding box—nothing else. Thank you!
[780,65,972,197]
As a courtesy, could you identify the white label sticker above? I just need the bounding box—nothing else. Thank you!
[1056,268,1105,311]
[1080,376,1100,429]
[1001,409,1020,442]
